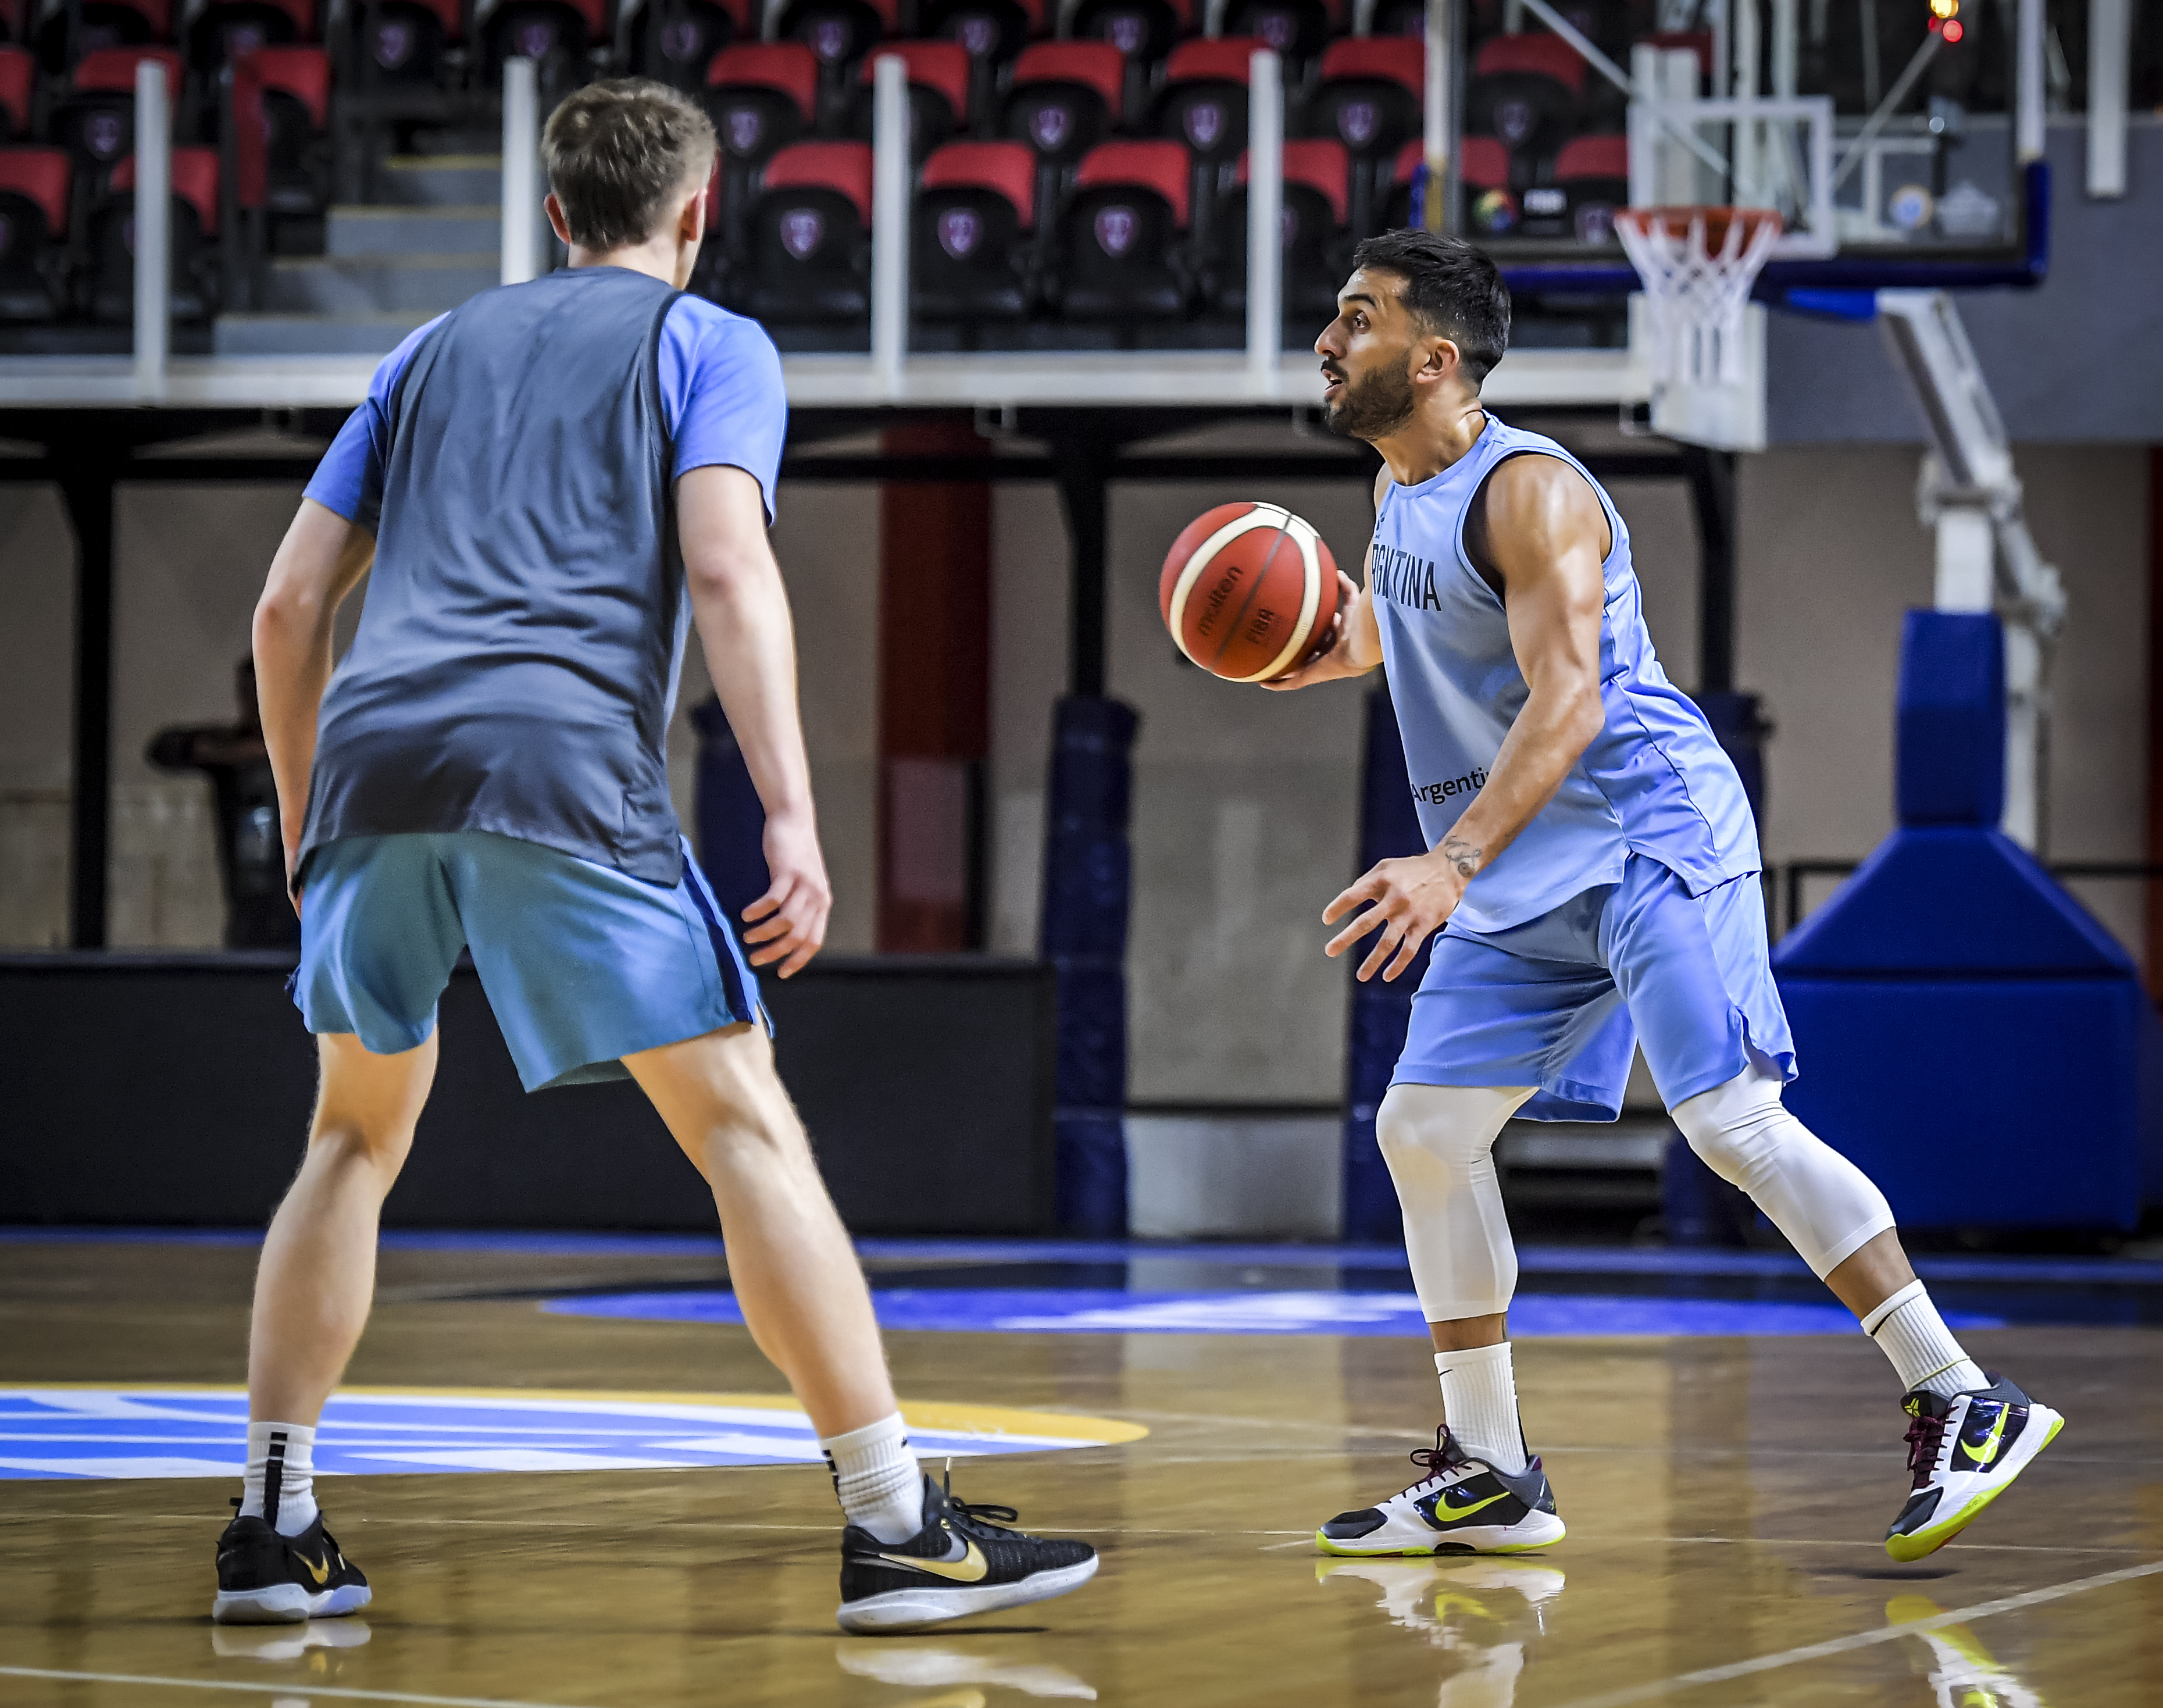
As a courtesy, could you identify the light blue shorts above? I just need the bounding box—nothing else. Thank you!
[1394,853,1795,1121]
[293,830,765,1092]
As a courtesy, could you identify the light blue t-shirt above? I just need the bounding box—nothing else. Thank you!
[1372,415,1761,933]
[307,282,788,530]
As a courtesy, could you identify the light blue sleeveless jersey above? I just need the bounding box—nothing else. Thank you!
[1372,415,1759,933]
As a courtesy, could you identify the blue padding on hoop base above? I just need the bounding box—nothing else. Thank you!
[1779,288,1879,321]
[1897,612,2005,827]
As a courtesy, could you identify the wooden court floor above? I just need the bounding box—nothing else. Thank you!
[3,1239,2159,1707]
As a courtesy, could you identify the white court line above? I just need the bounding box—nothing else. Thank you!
[0,1668,605,1708]
[1548,1559,2163,1708]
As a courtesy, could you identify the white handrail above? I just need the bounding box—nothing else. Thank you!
[1422,1,1450,231]
[133,58,169,402]
[2087,0,2129,196]
[1245,48,1282,391]
[501,58,540,285]
[870,52,910,399]
[2014,0,2044,164]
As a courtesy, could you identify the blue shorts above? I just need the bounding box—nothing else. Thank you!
[1394,853,1796,1121]
[293,831,765,1092]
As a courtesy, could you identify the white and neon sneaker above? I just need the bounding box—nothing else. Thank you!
[1886,1374,2063,1563]
[1316,1427,1566,1557]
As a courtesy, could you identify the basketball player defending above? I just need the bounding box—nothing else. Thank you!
[1271,230,2061,1563]
[213,80,1095,1634]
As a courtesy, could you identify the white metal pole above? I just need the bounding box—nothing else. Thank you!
[1770,0,1797,95]
[2086,0,2129,197]
[501,58,539,286]
[133,58,169,401]
[871,52,910,400]
[2014,0,2043,163]
[1733,0,1761,202]
[1246,48,1282,394]
[1422,2,1450,232]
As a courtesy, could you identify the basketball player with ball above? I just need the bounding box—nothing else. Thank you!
[1163,229,2061,1563]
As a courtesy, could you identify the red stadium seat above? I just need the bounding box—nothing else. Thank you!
[1473,30,1589,95]
[1551,130,1626,243]
[50,48,183,186]
[1155,35,1259,162]
[1052,138,1193,321]
[1305,37,1425,235]
[706,42,816,163]
[851,41,970,161]
[1468,30,1589,163]
[230,45,330,215]
[1005,41,1122,163]
[0,44,31,137]
[1218,136,1349,319]
[0,0,24,44]
[1382,134,1510,230]
[186,0,315,74]
[740,140,872,323]
[0,147,71,320]
[92,144,220,322]
[914,139,1034,321]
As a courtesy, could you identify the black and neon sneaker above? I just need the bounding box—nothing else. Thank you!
[1316,1427,1565,1557]
[836,1470,1098,1634]
[1885,1374,2063,1563]
[213,1505,371,1624]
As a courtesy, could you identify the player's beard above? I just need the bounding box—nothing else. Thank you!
[1322,357,1416,441]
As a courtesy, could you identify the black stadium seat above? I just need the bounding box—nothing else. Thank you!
[1048,138,1190,322]
[0,147,71,319]
[738,139,871,323]
[629,0,749,90]
[237,44,331,215]
[706,42,815,172]
[1215,136,1349,320]
[1305,36,1423,236]
[0,0,23,44]
[1551,130,1625,243]
[1223,0,1334,67]
[851,41,970,163]
[89,143,220,321]
[913,138,1033,322]
[186,0,312,76]
[1070,0,1190,123]
[35,0,170,75]
[349,0,461,87]
[774,0,895,126]
[49,47,183,198]
[480,0,604,81]
[1382,134,1511,231]
[1151,37,1256,256]
[0,43,31,136]
[1004,40,1120,167]
[1466,31,1587,169]
[921,0,1042,81]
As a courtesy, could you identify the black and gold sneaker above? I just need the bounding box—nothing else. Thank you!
[213,1503,371,1625]
[1316,1427,1566,1557]
[1885,1374,2063,1563]
[836,1470,1098,1635]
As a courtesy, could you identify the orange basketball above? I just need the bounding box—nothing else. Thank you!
[1159,502,1341,683]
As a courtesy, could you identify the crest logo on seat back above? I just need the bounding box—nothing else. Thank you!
[374,18,413,65]
[1106,12,1144,53]
[958,14,997,55]
[1094,204,1136,256]
[86,112,125,159]
[1253,9,1293,49]
[661,18,702,60]
[1029,102,1070,151]
[938,206,981,258]
[0,213,14,258]
[1279,204,1298,246]
[1496,98,1534,144]
[1336,99,1376,147]
[726,105,763,154]
[1183,101,1223,149]
[225,22,265,56]
[781,206,824,258]
[517,19,556,57]
[812,17,849,59]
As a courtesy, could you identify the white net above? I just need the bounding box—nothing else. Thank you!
[1615,208,1783,389]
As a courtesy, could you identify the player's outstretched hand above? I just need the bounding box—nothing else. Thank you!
[1263,573,1376,691]
[742,810,831,979]
[1322,850,1468,982]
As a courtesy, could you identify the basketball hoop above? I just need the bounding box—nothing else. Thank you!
[1615,207,1783,391]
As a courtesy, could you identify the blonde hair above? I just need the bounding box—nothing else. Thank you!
[541,79,716,251]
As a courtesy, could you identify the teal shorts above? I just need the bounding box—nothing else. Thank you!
[292,830,765,1090]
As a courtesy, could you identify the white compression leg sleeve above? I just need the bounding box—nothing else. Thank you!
[1376,1083,1536,1322]
[1670,1067,1897,1279]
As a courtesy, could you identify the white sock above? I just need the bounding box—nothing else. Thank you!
[1435,1342,1528,1475]
[1863,1281,1987,1399]
[240,1421,319,1538]
[820,1413,923,1544]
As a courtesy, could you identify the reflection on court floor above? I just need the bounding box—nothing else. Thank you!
[544,1288,2004,1338]
[0,1387,1145,1481]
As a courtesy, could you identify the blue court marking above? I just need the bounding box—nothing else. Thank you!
[0,1388,1119,1482]
[542,1288,2005,1339]
[6,1227,2161,1288]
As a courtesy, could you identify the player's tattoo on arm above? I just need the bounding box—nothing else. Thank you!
[1440,835,1483,879]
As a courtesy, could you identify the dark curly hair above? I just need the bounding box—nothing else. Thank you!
[1350,229,1512,386]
